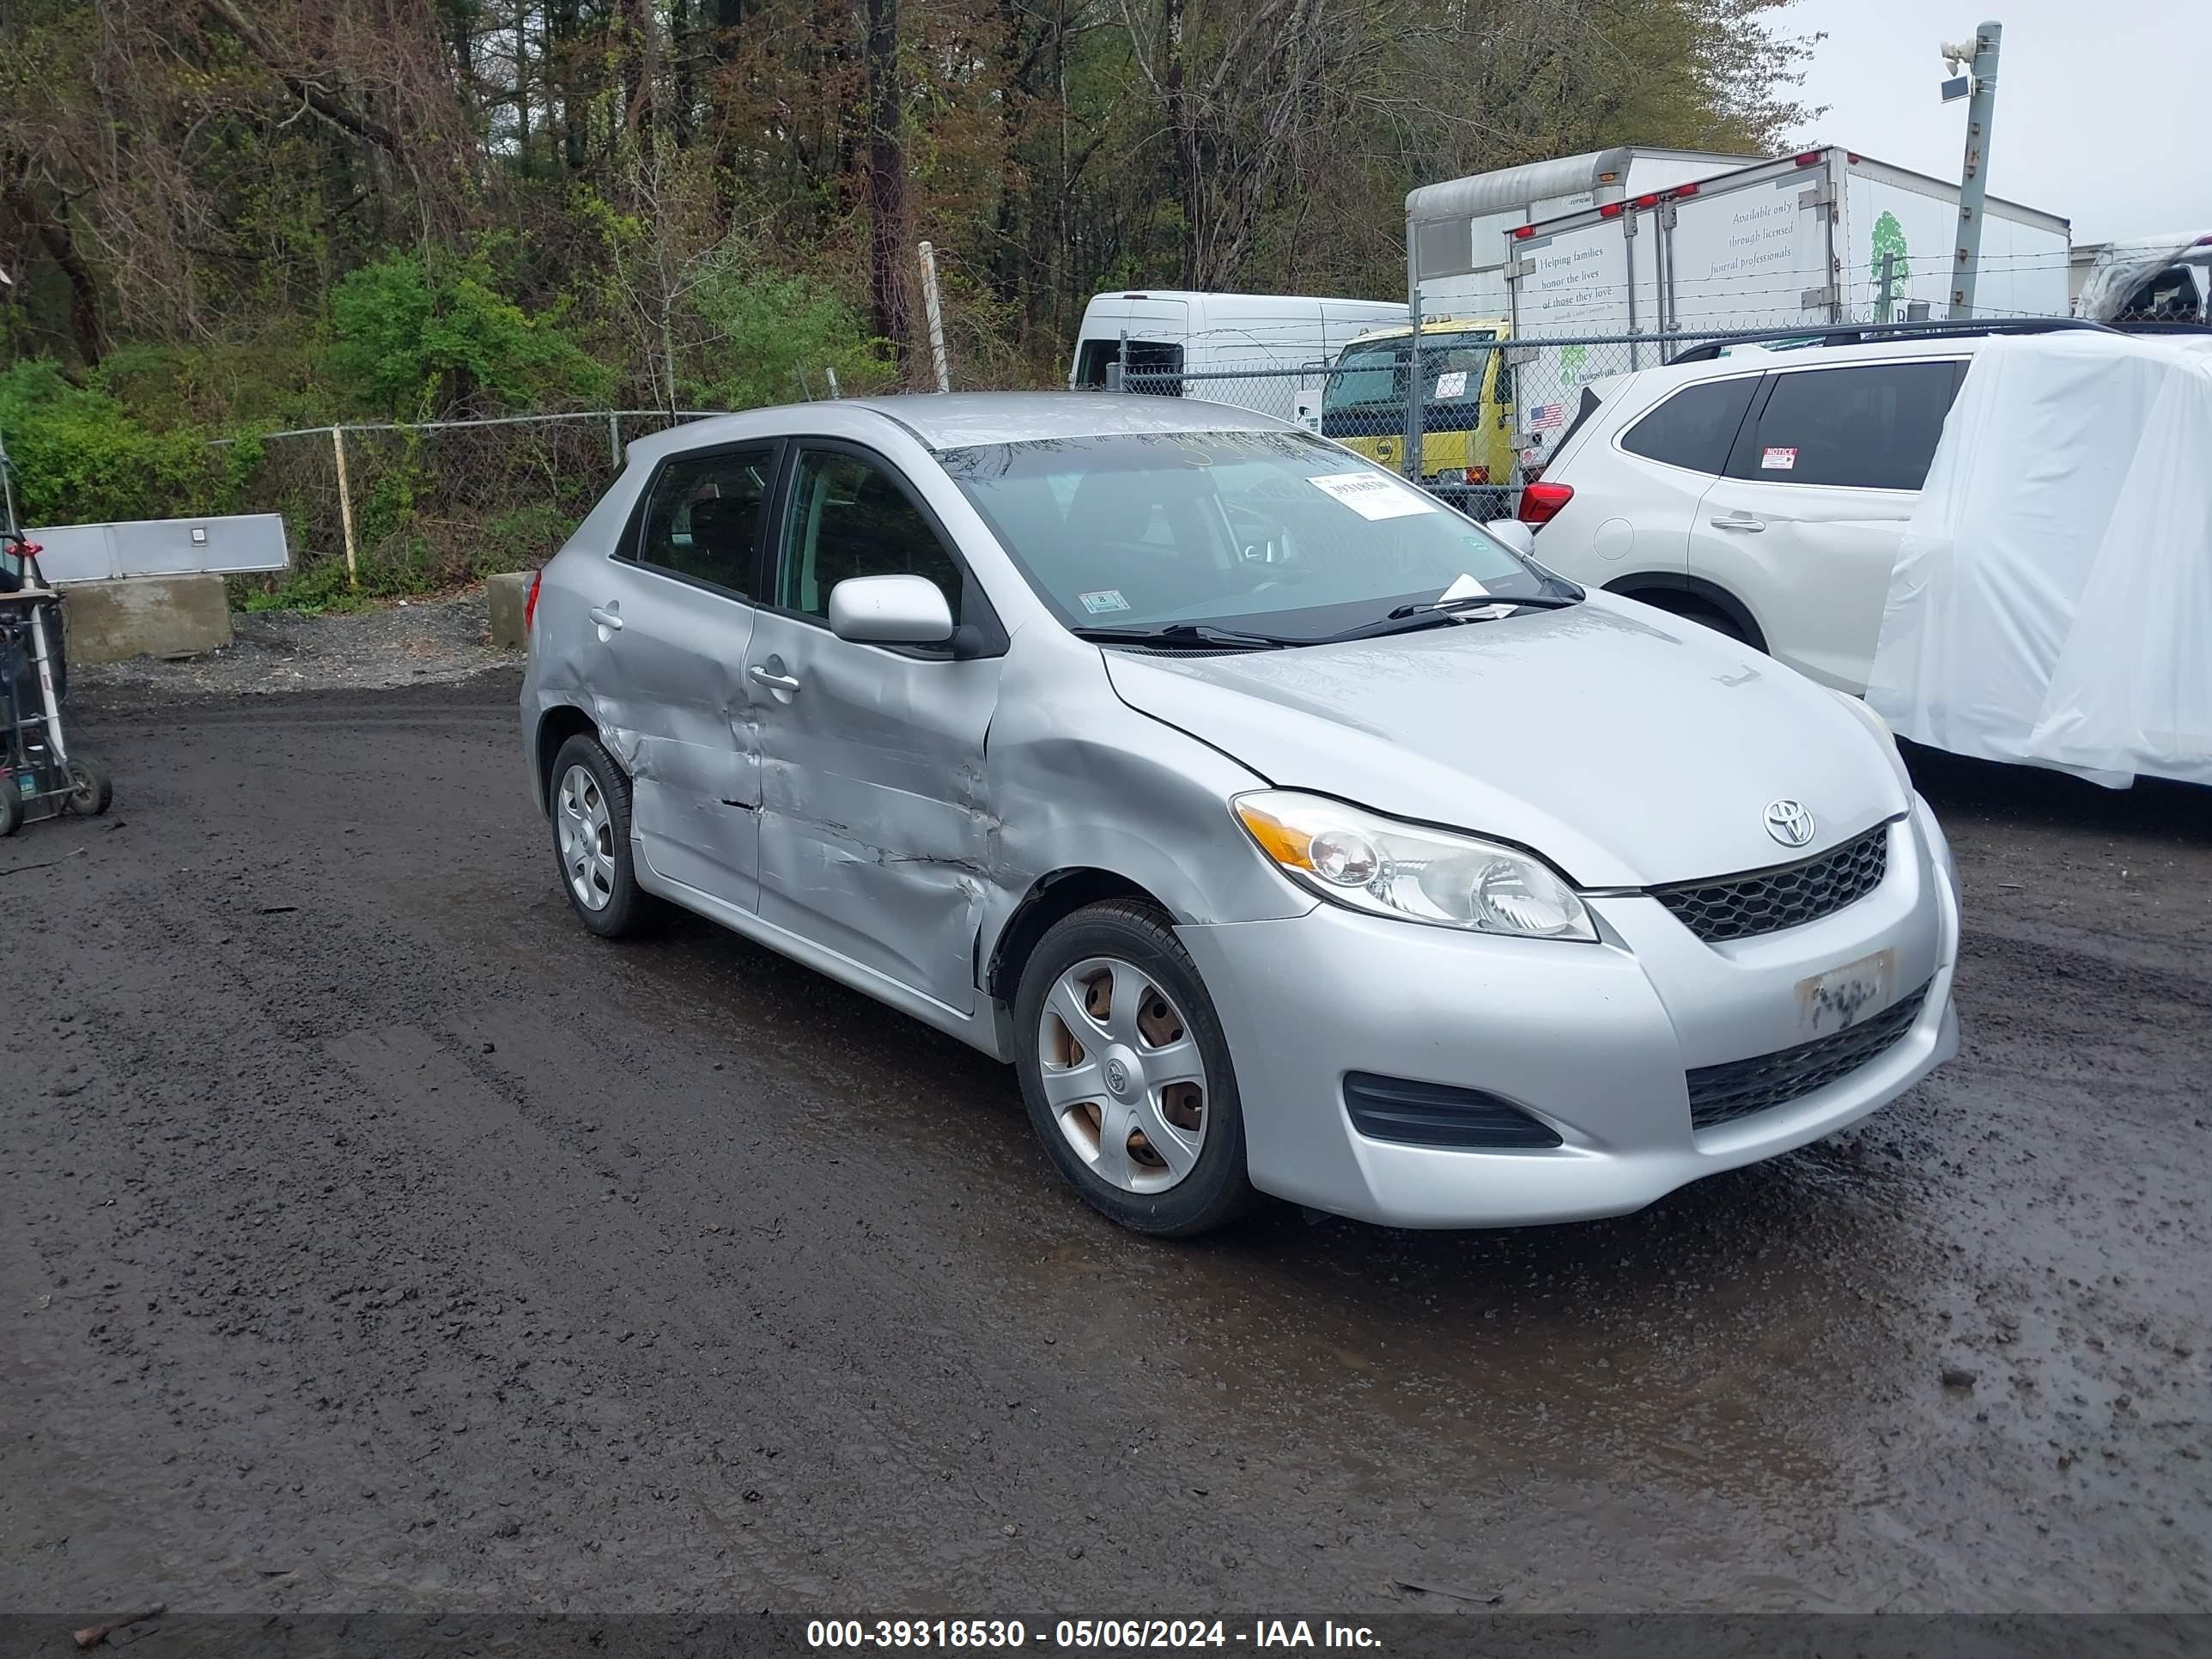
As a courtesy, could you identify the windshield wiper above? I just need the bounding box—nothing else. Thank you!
[1317,591,1580,644]
[1070,622,1292,651]
[1384,591,1579,621]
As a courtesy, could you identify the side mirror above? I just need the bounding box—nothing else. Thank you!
[828,574,956,646]
[1486,518,1536,557]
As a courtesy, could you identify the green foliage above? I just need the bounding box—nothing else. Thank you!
[0,360,225,526]
[473,502,580,576]
[326,247,615,421]
[680,260,895,410]
[88,332,325,433]
[236,558,368,615]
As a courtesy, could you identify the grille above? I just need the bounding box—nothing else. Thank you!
[1343,1072,1562,1150]
[1686,981,1931,1131]
[1653,823,1890,943]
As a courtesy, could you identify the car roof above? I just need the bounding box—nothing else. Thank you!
[671,392,1293,454]
[1656,333,1988,374]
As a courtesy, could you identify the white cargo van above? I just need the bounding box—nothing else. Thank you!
[1067,291,1407,419]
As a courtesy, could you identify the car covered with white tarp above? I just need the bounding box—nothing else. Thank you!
[1865,330,2212,787]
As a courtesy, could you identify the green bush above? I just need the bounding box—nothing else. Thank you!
[327,246,615,421]
[0,360,226,527]
[681,261,894,410]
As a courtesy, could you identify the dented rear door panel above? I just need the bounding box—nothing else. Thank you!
[582,567,763,909]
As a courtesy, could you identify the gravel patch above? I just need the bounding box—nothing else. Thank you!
[70,590,518,706]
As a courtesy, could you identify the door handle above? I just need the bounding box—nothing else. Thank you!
[1710,513,1766,532]
[588,605,624,629]
[749,665,801,693]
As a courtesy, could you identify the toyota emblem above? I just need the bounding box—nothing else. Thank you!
[1104,1057,1131,1095]
[1763,799,1816,848]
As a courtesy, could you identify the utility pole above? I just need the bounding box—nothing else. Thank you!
[1942,21,2002,319]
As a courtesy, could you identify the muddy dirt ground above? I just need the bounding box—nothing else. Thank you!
[3,674,2207,1626]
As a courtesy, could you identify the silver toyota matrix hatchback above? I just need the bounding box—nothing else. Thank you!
[521,393,1960,1236]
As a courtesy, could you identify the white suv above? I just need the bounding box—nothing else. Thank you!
[1514,332,1982,692]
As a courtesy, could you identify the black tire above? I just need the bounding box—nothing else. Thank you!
[1012,899,1256,1237]
[64,759,112,816]
[0,780,20,838]
[548,732,663,939]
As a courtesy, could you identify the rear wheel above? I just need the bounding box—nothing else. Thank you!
[0,781,20,838]
[549,732,662,939]
[1013,900,1255,1237]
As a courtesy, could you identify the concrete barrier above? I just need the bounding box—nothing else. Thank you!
[486,571,532,650]
[61,574,233,665]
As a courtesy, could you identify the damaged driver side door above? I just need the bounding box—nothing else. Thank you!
[744,442,1006,1017]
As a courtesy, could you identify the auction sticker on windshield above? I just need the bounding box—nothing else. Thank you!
[1761,446,1799,471]
[1079,589,1130,615]
[1308,472,1437,520]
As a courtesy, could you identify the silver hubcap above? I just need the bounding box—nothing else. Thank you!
[1038,957,1209,1194]
[556,763,617,911]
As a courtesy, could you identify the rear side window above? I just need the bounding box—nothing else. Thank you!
[1619,376,1760,474]
[1728,361,1962,490]
[635,447,777,595]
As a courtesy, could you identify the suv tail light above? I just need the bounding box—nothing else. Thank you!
[1517,481,1573,527]
[524,568,544,632]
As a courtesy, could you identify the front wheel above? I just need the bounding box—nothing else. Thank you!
[1012,900,1255,1237]
[548,732,663,939]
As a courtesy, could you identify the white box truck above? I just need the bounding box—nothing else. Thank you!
[1066,291,1407,422]
[1496,146,2070,473]
[1406,147,1758,322]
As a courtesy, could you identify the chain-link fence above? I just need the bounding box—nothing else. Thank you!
[1115,318,2092,520]
[215,410,724,599]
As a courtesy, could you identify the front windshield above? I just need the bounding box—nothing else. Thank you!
[1322,349,1400,411]
[939,428,1551,641]
[1322,331,1497,413]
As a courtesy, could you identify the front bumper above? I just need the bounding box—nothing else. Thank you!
[1177,803,1960,1229]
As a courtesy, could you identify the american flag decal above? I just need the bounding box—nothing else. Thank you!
[1530,402,1565,430]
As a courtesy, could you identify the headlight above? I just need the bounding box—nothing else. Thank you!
[1233,790,1596,941]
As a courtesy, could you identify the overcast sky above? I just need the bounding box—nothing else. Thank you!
[1787,0,2209,244]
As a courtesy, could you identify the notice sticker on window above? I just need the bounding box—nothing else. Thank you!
[1079,588,1130,615]
[1308,472,1437,520]
[1761,446,1799,471]
[1434,369,1469,399]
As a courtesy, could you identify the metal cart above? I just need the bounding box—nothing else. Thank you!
[1,461,111,836]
